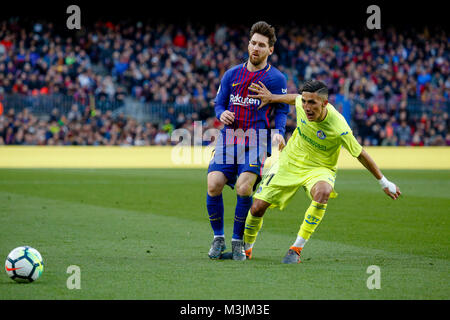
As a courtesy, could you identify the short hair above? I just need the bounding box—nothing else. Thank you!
[300,80,328,100]
[249,21,277,47]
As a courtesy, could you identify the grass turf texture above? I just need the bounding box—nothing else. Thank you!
[0,168,448,300]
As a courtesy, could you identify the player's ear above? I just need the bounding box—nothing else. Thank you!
[269,46,274,55]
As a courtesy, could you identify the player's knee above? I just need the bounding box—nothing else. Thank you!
[312,185,332,203]
[312,183,333,203]
[207,180,224,196]
[235,182,253,197]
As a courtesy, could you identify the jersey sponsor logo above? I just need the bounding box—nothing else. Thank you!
[232,82,241,87]
[340,131,349,136]
[297,127,327,151]
[230,94,260,107]
[317,130,326,140]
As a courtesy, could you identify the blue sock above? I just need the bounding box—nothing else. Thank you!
[206,193,224,236]
[233,195,253,240]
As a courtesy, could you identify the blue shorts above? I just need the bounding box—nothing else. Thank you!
[207,144,266,190]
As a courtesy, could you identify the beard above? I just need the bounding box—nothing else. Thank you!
[249,54,266,67]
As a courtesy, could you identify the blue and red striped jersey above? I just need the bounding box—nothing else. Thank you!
[214,62,289,156]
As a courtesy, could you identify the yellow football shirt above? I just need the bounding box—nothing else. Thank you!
[283,95,363,171]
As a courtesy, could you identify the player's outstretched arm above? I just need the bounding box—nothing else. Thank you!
[357,149,402,200]
[248,81,299,109]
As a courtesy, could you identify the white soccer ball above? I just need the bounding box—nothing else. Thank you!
[5,246,44,283]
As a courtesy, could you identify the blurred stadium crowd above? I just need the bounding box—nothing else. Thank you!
[0,19,448,146]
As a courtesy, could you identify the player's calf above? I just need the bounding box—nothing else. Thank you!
[243,199,271,259]
[249,198,270,217]
[282,199,328,264]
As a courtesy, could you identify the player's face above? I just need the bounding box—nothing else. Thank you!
[301,92,328,122]
[248,33,273,66]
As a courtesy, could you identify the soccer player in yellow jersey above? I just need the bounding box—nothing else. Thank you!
[243,80,402,264]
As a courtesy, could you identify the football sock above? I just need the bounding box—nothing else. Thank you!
[232,195,253,240]
[292,235,308,248]
[244,242,254,250]
[298,200,327,240]
[244,210,263,245]
[206,193,224,236]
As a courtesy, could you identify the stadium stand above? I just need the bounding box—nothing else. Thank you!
[0,19,448,146]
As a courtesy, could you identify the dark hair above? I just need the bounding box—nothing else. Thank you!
[249,21,277,47]
[300,80,328,99]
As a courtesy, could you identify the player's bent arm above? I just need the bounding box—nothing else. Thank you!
[248,81,298,107]
[269,93,299,106]
[357,149,402,200]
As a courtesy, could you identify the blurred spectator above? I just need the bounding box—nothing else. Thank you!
[396,120,412,146]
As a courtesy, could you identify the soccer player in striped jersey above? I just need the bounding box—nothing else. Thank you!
[206,21,289,260]
[244,80,402,263]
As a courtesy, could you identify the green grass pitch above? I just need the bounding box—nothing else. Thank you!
[0,168,448,299]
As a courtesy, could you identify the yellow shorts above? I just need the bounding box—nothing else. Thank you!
[254,153,337,210]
